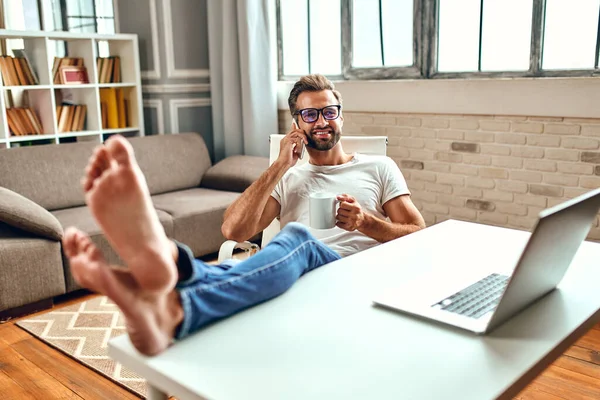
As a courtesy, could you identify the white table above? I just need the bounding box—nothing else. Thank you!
[109,220,600,400]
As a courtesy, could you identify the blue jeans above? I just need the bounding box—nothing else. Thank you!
[174,222,341,339]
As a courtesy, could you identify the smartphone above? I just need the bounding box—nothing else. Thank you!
[293,120,306,159]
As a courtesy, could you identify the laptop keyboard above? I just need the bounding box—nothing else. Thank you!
[432,273,510,319]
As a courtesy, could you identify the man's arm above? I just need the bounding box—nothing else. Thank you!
[222,122,308,242]
[336,194,425,243]
[221,164,285,242]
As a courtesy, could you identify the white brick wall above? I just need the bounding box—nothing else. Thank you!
[278,110,600,241]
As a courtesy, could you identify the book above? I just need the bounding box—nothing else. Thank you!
[6,109,22,135]
[13,58,29,85]
[101,57,114,84]
[65,105,76,132]
[57,105,71,132]
[17,108,35,134]
[59,66,89,84]
[7,108,29,135]
[25,108,43,134]
[0,56,18,86]
[112,56,121,82]
[99,88,119,129]
[72,105,82,131]
[116,88,126,128]
[12,49,39,85]
[101,102,108,128]
[77,104,87,131]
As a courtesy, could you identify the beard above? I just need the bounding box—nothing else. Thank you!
[306,127,342,151]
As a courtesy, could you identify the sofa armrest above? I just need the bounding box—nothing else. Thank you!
[0,187,63,240]
[200,155,269,193]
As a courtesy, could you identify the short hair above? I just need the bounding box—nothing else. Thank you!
[288,74,343,117]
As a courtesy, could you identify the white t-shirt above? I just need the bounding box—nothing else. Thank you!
[271,153,410,258]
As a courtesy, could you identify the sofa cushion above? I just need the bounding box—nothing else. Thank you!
[0,224,66,312]
[52,205,175,291]
[152,188,241,256]
[0,141,98,210]
[128,133,212,196]
[0,187,63,240]
[201,155,268,192]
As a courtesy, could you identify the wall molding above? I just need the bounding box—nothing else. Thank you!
[139,0,161,80]
[169,98,212,133]
[162,0,210,78]
[143,83,211,94]
[278,77,600,118]
[143,98,165,135]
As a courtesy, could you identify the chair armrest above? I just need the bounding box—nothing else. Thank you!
[218,240,260,264]
[0,187,63,240]
[201,155,268,193]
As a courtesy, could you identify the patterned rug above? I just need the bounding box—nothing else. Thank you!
[16,296,147,398]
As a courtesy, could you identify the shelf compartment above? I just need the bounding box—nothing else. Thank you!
[48,38,95,84]
[54,86,100,132]
[96,39,137,84]
[99,86,138,130]
[12,37,50,85]
[5,88,54,135]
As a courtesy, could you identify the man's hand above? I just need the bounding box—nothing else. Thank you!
[278,121,308,168]
[336,194,365,231]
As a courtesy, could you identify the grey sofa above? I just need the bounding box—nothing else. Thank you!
[0,133,268,317]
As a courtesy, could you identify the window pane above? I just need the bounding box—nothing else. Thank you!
[3,0,40,30]
[543,0,600,70]
[41,0,63,31]
[281,0,310,75]
[66,0,96,32]
[481,0,532,71]
[309,0,341,75]
[438,0,481,72]
[381,0,413,66]
[96,0,115,34]
[352,0,382,67]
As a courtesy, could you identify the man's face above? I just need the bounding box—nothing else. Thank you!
[295,90,343,151]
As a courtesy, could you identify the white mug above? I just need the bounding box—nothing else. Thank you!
[309,192,338,229]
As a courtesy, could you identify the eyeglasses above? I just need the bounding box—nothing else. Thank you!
[295,105,342,124]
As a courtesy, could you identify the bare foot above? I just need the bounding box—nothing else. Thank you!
[83,135,177,293]
[63,227,183,356]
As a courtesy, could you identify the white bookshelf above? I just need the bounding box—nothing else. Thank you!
[0,30,144,149]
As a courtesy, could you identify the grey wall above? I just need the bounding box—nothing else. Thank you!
[116,0,214,160]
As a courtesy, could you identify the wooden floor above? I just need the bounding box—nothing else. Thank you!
[1,293,599,400]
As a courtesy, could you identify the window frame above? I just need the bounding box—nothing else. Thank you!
[277,0,600,81]
[342,0,424,80]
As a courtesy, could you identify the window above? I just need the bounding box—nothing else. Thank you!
[277,0,600,80]
[278,0,422,79]
[2,0,115,57]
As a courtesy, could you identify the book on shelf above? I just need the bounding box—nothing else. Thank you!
[12,49,39,84]
[56,103,87,133]
[59,66,89,84]
[52,57,88,84]
[97,56,121,83]
[100,87,128,129]
[6,107,43,136]
[0,54,38,86]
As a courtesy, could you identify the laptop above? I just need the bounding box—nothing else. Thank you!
[373,187,600,334]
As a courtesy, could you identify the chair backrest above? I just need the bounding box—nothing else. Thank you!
[262,134,388,247]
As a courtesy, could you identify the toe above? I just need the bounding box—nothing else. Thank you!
[62,227,79,257]
[96,146,111,171]
[106,135,135,167]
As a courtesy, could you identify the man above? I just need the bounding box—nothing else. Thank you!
[63,74,425,356]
